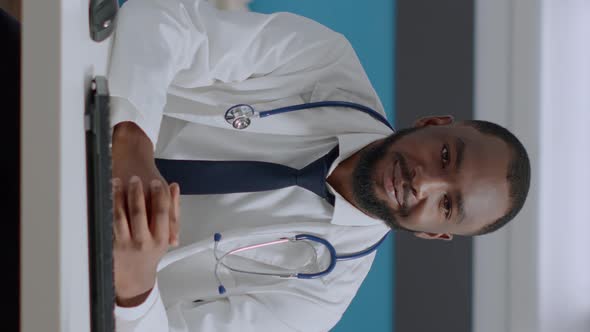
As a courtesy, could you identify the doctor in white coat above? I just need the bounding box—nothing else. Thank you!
[108,0,531,331]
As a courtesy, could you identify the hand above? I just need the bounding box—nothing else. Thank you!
[113,176,171,307]
[112,121,181,246]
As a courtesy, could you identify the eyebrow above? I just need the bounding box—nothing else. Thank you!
[455,192,466,224]
[455,137,466,172]
[454,137,466,224]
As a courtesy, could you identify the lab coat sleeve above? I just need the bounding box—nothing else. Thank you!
[115,280,169,331]
[114,253,377,332]
[108,0,355,148]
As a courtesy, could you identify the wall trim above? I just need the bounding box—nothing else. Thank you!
[473,1,542,332]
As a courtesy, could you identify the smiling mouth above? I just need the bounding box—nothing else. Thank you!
[384,160,401,208]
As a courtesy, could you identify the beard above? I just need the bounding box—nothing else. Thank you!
[351,126,420,232]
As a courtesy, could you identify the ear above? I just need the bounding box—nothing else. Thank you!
[414,232,454,241]
[414,115,454,128]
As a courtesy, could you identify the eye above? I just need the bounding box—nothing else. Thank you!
[442,195,452,219]
[441,144,450,168]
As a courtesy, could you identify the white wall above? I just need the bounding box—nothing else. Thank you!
[21,0,112,330]
[474,1,590,332]
[538,2,590,331]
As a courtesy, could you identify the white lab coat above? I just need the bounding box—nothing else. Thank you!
[108,1,394,331]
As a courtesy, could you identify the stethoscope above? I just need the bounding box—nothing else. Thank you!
[214,101,394,295]
[224,101,394,131]
[213,231,391,294]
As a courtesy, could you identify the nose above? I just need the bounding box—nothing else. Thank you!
[406,165,450,200]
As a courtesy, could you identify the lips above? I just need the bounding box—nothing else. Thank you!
[384,160,401,209]
[393,159,404,208]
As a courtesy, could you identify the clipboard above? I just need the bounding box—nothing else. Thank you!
[85,76,115,332]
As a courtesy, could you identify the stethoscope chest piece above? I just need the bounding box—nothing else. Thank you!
[225,104,257,130]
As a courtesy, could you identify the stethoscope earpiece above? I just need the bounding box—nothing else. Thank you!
[218,285,226,294]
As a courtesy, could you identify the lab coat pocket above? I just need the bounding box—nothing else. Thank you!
[158,248,238,309]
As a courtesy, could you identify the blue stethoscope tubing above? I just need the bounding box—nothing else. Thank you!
[295,232,391,277]
[259,101,394,131]
[215,100,394,294]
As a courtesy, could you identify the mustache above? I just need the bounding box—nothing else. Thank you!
[393,152,412,216]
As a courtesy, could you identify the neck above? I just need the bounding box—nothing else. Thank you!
[327,139,384,209]
[327,155,356,204]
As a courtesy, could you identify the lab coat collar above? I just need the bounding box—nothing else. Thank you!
[326,132,391,227]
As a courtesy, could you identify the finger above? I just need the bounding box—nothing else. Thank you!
[150,179,170,245]
[168,183,181,247]
[127,176,150,242]
[112,178,130,241]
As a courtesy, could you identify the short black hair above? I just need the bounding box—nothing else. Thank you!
[461,120,531,235]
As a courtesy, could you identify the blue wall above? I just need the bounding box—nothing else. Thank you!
[249,1,395,331]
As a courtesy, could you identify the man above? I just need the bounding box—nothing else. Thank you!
[110,0,531,331]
